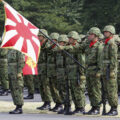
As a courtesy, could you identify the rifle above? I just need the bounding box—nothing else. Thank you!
[77,66,80,85]
[100,77,107,115]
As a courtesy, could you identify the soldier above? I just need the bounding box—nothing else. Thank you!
[8,49,25,114]
[36,29,52,110]
[55,35,69,114]
[84,27,103,115]
[102,25,118,116]
[23,75,34,99]
[47,33,63,112]
[0,40,9,96]
[60,31,86,115]
[75,28,103,115]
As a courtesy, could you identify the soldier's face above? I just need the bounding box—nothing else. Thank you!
[88,34,96,41]
[104,31,112,38]
[49,39,57,45]
[59,42,65,46]
[53,39,57,43]
[69,37,75,44]
[38,35,44,41]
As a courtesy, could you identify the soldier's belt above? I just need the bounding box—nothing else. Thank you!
[8,63,17,65]
[56,65,64,68]
[88,63,97,67]
[103,60,110,64]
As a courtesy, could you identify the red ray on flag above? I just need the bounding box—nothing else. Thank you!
[1,2,41,75]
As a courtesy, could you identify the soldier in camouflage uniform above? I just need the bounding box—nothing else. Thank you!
[58,32,86,115]
[75,28,103,115]
[36,29,52,110]
[55,35,69,114]
[8,49,25,114]
[102,25,118,116]
[85,28,103,115]
[0,40,9,96]
[47,33,63,112]
[23,75,34,99]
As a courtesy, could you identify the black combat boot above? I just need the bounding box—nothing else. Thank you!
[9,105,23,114]
[64,106,73,115]
[51,103,63,112]
[24,94,34,99]
[105,107,118,116]
[0,89,8,96]
[37,102,51,110]
[72,107,85,114]
[57,106,66,114]
[84,107,100,115]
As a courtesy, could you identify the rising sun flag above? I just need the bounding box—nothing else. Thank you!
[1,1,40,75]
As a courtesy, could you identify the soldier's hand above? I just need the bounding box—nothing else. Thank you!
[110,71,115,78]
[80,75,86,80]
[59,46,64,50]
[17,73,22,78]
[96,73,101,78]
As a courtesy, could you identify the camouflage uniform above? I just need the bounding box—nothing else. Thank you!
[102,25,118,115]
[8,49,25,114]
[65,31,86,112]
[56,35,68,105]
[37,29,52,110]
[24,75,34,97]
[76,28,103,114]
[0,47,9,93]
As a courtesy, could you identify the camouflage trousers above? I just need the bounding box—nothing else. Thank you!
[49,76,62,103]
[0,60,9,90]
[34,75,39,90]
[56,68,66,104]
[86,67,101,108]
[38,74,52,102]
[102,64,118,107]
[38,63,52,102]
[66,65,86,108]
[117,62,120,91]
[24,75,34,94]
[47,64,61,104]
[8,64,24,106]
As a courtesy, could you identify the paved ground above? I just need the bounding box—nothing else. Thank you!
[0,90,120,120]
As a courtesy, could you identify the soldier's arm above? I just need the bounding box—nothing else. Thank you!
[97,43,104,73]
[109,42,118,70]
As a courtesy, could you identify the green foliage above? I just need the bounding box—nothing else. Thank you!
[1,0,120,35]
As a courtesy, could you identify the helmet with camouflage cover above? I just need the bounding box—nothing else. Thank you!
[50,33,59,40]
[68,31,79,40]
[58,34,69,43]
[103,25,115,34]
[99,33,104,39]
[79,34,86,39]
[39,29,48,37]
[88,27,101,37]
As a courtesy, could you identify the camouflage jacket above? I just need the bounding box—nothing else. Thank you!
[8,49,25,73]
[103,36,118,70]
[0,48,8,60]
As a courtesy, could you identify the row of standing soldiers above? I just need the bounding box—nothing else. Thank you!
[0,25,120,116]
